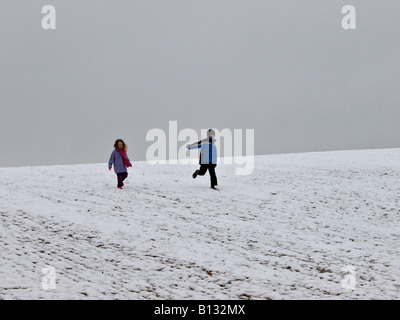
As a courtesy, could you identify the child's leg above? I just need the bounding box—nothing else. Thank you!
[122,172,128,185]
[117,173,124,188]
[197,165,208,176]
[193,165,207,179]
[208,164,218,187]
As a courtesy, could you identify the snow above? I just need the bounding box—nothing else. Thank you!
[0,148,399,300]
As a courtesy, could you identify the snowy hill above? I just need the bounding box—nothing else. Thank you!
[1,148,399,300]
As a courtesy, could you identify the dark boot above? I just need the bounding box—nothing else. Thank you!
[192,170,199,179]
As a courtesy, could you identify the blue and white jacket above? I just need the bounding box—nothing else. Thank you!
[188,137,217,165]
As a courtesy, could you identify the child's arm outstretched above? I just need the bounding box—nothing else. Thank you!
[186,138,208,150]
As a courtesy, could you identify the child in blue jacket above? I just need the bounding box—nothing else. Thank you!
[187,129,218,189]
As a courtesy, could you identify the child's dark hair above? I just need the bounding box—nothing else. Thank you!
[114,139,128,152]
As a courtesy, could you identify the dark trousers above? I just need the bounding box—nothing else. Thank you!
[117,172,128,187]
[197,164,218,187]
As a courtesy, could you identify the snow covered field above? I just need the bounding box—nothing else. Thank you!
[0,148,399,300]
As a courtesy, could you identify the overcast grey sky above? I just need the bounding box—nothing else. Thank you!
[0,0,399,167]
